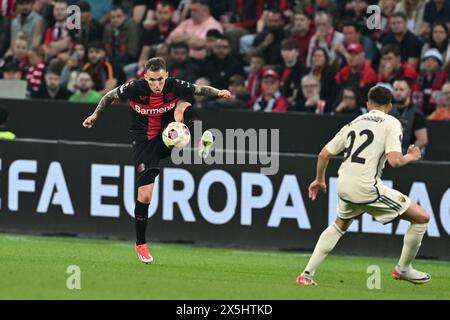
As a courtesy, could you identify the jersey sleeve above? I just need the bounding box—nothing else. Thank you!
[325,125,348,155]
[385,119,403,154]
[173,78,196,99]
[117,80,138,101]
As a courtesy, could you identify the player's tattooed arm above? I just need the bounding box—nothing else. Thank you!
[82,87,120,128]
[193,85,232,99]
[93,87,120,116]
[193,85,220,97]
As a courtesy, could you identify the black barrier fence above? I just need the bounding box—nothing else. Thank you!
[1,139,449,259]
[1,98,449,161]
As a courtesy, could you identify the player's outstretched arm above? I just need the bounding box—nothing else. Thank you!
[387,144,421,168]
[308,147,331,201]
[82,87,120,128]
[193,85,231,99]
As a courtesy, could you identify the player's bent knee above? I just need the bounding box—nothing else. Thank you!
[138,194,152,204]
[405,202,429,224]
[420,211,430,224]
[414,205,429,224]
[335,217,352,232]
[137,187,153,204]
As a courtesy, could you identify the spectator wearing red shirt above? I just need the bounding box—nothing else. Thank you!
[26,45,46,92]
[252,68,289,112]
[246,51,265,105]
[277,38,306,104]
[289,10,315,66]
[378,44,420,90]
[334,19,378,69]
[417,48,447,115]
[42,0,71,58]
[219,0,264,31]
[0,0,15,20]
[335,43,378,98]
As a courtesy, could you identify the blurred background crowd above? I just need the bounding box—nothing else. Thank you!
[0,0,449,134]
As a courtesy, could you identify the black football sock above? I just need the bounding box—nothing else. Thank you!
[135,200,150,245]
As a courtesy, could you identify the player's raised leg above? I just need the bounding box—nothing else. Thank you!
[175,101,213,158]
[296,217,353,286]
[392,201,430,284]
[134,183,154,264]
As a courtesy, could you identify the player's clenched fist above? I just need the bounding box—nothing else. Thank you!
[82,113,98,128]
[407,144,421,161]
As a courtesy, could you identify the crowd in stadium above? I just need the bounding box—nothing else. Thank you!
[0,0,449,122]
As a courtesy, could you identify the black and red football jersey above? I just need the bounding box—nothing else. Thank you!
[117,77,196,140]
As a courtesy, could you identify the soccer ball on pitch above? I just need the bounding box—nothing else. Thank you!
[162,121,191,148]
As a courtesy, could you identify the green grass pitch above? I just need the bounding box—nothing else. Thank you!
[1,234,449,300]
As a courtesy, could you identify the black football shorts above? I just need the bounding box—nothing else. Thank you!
[132,137,172,187]
[132,110,175,187]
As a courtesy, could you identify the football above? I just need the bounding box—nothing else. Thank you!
[162,121,191,148]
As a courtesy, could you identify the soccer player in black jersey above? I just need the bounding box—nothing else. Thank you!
[82,57,231,263]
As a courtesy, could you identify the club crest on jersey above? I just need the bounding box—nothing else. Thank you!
[139,95,146,101]
[165,92,174,100]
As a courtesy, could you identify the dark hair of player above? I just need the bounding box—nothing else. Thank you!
[368,86,393,107]
[145,57,167,72]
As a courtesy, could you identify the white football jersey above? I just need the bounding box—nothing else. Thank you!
[325,109,403,204]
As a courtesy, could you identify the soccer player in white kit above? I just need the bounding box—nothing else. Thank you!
[296,85,431,286]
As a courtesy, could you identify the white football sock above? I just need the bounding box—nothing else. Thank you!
[397,223,428,271]
[303,223,345,277]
